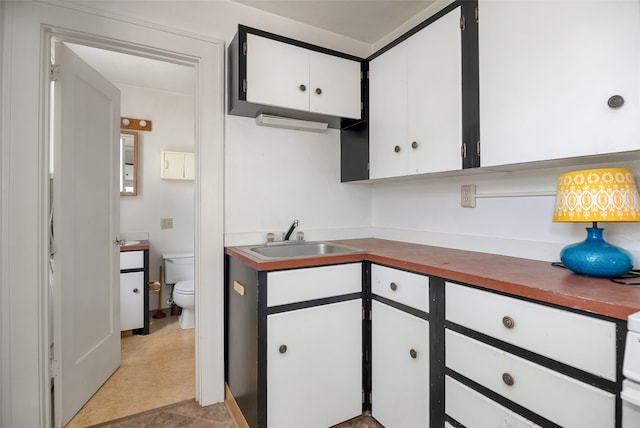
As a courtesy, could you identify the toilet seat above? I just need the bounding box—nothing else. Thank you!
[174,279,194,295]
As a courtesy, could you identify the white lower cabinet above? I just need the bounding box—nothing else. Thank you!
[120,271,144,331]
[446,376,541,428]
[445,282,618,428]
[267,299,362,428]
[371,300,429,427]
[446,330,615,428]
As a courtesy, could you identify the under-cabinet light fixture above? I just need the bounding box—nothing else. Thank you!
[255,114,328,133]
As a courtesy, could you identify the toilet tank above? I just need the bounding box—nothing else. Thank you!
[162,252,194,284]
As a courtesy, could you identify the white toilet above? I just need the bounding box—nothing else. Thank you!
[162,252,195,329]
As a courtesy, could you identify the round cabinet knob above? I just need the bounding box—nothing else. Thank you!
[394,145,401,153]
[409,349,417,359]
[607,95,624,108]
[502,372,515,386]
[133,288,139,293]
[315,88,322,95]
[390,282,398,291]
[299,84,307,92]
[502,316,515,329]
[279,345,287,354]
[411,141,419,149]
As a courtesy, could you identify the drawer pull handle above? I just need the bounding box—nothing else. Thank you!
[299,84,307,92]
[394,145,401,153]
[390,282,398,291]
[502,372,515,386]
[409,349,417,359]
[411,141,418,149]
[279,345,287,354]
[502,316,515,329]
[133,288,139,293]
[315,88,322,95]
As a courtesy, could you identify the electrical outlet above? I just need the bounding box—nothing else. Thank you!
[160,217,174,229]
[461,184,476,208]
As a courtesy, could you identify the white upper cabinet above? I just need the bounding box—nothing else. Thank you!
[479,0,640,167]
[245,33,361,120]
[369,6,462,179]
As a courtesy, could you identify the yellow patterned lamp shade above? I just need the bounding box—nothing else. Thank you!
[553,168,640,278]
[553,168,640,222]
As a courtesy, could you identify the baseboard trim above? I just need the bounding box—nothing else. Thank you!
[225,383,249,428]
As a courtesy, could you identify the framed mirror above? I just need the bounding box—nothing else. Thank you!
[120,130,138,196]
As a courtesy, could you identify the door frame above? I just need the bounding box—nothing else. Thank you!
[1,2,225,426]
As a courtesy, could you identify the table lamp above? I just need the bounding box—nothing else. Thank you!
[553,168,640,278]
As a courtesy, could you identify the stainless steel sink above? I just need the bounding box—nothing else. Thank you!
[246,241,365,260]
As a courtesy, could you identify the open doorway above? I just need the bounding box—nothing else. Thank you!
[50,41,198,426]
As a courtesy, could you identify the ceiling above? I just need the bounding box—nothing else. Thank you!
[66,1,439,94]
[232,0,438,44]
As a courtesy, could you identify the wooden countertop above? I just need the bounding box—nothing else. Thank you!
[120,240,149,252]
[225,238,640,320]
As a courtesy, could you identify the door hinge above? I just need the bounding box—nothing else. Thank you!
[477,141,481,156]
[242,79,247,94]
[242,41,247,56]
[475,6,479,23]
[362,307,365,320]
[361,101,364,110]
[460,15,466,31]
[362,390,365,404]
[50,64,60,82]
[461,143,467,158]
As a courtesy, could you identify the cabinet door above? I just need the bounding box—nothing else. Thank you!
[371,300,429,427]
[479,0,640,167]
[246,33,309,112]
[309,51,361,119]
[407,6,462,175]
[267,299,362,428]
[369,41,408,179]
[120,271,144,331]
[161,151,185,179]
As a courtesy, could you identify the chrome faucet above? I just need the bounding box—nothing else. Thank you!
[284,219,298,241]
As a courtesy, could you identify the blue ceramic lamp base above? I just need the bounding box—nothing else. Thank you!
[560,225,633,278]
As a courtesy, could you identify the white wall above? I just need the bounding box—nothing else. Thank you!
[372,160,640,265]
[118,84,195,310]
[224,115,373,246]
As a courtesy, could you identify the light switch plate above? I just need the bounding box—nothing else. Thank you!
[160,218,173,229]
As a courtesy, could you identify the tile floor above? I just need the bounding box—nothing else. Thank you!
[66,314,195,427]
[87,399,383,428]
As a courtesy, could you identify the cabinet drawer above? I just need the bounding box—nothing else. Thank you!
[120,250,144,270]
[371,264,429,312]
[446,376,540,428]
[446,330,615,428]
[267,263,361,307]
[445,282,616,380]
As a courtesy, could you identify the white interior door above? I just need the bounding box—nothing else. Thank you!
[52,41,121,427]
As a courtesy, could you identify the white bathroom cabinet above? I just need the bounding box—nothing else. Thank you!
[119,247,149,334]
[120,271,144,331]
[160,151,194,180]
[369,6,463,179]
[478,0,640,167]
